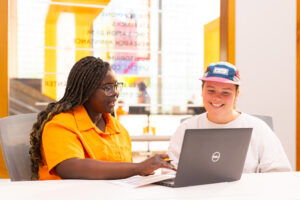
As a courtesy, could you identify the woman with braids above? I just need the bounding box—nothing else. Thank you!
[30,56,175,180]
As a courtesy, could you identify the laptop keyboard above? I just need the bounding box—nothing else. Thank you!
[154,178,175,187]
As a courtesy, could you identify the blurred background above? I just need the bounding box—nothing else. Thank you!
[0,0,299,169]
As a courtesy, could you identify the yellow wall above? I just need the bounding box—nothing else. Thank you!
[0,0,8,118]
[204,18,220,71]
[0,0,10,178]
[227,0,235,64]
[297,0,300,171]
[43,0,110,100]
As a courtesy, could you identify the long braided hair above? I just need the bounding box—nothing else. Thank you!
[29,56,111,180]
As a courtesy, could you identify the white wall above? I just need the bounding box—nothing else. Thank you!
[235,0,297,169]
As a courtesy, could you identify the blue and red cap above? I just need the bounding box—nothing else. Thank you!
[200,62,240,85]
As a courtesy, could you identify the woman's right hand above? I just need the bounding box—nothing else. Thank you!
[136,154,176,176]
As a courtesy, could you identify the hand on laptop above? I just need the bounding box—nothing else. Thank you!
[136,154,177,176]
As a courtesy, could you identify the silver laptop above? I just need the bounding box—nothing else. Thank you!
[156,128,252,188]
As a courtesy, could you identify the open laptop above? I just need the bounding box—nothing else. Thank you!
[156,128,252,188]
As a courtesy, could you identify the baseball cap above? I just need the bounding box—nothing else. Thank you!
[200,62,240,85]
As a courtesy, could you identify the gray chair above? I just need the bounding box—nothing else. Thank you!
[252,114,273,130]
[180,114,273,130]
[0,113,37,181]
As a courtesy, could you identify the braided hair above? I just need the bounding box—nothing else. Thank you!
[29,56,111,180]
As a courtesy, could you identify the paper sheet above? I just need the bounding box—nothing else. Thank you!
[108,174,176,188]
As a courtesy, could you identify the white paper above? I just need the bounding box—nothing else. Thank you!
[108,174,176,188]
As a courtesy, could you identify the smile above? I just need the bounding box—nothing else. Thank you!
[210,103,224,108]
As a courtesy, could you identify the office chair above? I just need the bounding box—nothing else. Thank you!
[0,113,37,181]
[180,114,273,130]
[252,114,273,130]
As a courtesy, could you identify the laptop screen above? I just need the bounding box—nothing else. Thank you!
[173,128,252,187]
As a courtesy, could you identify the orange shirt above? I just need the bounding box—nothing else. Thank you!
[39,105,132,180]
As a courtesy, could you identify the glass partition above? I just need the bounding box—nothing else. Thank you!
[8,0,220,149]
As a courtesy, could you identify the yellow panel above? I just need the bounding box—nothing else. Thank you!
[204,18,220,71]
[44,11,58,99]
[74,11,102,61]
[0,0,9,178]
[228,0,235,64]
[297,0,300,171]
[43,0,111,100]
[0,0,8,117]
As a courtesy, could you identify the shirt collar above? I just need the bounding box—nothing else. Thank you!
[73,105,121,135]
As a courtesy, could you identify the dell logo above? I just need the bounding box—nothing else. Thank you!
[211,152,221,162]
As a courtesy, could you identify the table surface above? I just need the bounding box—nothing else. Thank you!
[1,172,300,200]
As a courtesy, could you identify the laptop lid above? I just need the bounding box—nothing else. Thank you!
[173,128,252,187]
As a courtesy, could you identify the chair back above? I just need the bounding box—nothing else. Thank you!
[180,114,274,131]
[0,113,37,181]
[252,114,274,130]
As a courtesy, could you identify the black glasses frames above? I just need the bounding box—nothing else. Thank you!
[98,82,124,96]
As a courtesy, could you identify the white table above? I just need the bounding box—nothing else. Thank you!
[0,172,300,200]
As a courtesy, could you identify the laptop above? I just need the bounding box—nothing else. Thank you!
[156,128,252,188]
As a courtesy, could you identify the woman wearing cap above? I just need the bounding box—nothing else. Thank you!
[168,62,291,173]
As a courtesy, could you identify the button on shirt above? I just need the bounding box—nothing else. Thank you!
[39,105,132,180]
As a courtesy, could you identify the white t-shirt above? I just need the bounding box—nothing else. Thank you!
[168,112,291,173]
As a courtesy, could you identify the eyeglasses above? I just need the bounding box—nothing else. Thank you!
[98,82,123,96]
